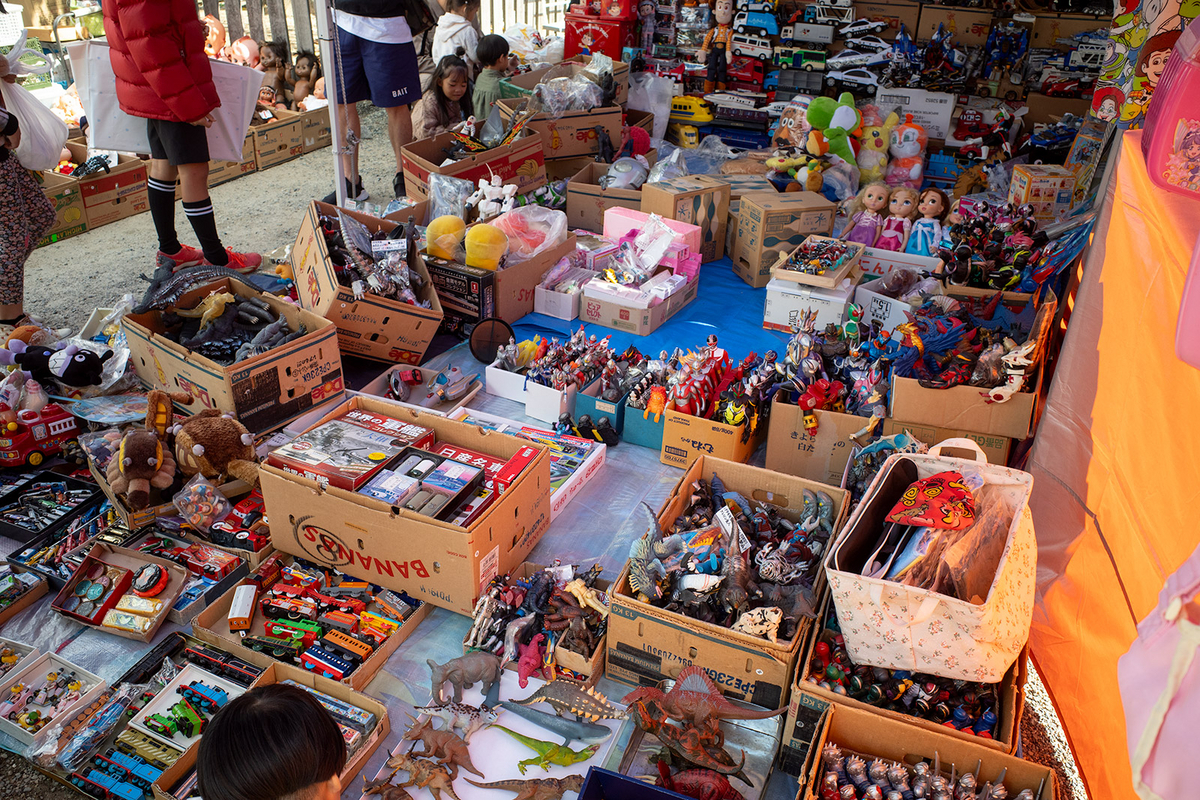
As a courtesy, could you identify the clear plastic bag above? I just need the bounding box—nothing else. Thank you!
[685,135,737,174]
[492,206,568,264]
[428,173,475,220]
[648,146,689,183]
[173,473,231,533]
[939,487,1016,603]
[47,681,148,771]
[628,72,675,142]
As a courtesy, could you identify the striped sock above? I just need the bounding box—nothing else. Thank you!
[182,197,227,266]
[147,177,180,254]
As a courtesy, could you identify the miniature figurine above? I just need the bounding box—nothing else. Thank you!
[401,715,485,780]
[497,701,613,745]
[410,702,498,744]
[493,726,601,773]
[427,652,503,704]
[874,187,919,252]
[840,182,889,247]
[510,676,623,722]
[656,761,746,800]
[466,175,518,219]
[382,752,461,800]
[699,0,735,93]
[730,606,784,643]
[516,634,551,688]
[625,697,753,784]
[465,775,586,800]
[624,666,785,735]
[906,188,950,257]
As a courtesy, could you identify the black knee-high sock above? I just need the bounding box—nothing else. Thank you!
[182,197,227,265]
[147,178,180,254]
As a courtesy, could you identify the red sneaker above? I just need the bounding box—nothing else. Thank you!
[205,248,263,273]
[158,244,206,271]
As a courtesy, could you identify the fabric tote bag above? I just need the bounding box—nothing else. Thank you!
[1119,542,1200,800]
[78,41,259,163]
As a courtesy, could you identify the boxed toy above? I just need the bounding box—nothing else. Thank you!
[641,175,733,262]
[732,192,836,288]
[1008,164,1076,223]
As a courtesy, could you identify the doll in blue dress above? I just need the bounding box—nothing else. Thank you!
[905,188,950,257]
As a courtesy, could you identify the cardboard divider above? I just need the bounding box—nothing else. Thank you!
[607,456,848,708]
[122,277,345,434]
[260,395,552,615]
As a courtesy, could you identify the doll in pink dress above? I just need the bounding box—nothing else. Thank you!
[840,182,889,247]
[874,186,919,252]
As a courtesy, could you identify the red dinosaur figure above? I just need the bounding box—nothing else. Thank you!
[517,633,551,689]
[622,666,785,731]
[657,761,745,800]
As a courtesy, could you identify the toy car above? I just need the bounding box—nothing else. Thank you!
[729,32,773,60]
[764,100,792,116]
[774,46,826,70]
[734,10,779,37]
[825,67,880,91]
[704,91,763,108]
[838,18,889,38]
[727,55,767,86]
[1042,76,1094,97]
[736,0,775,11]
[0,403,78,467]
[667,122,701,148]
[764,70,780,90]
[670,95,715,123]
[426,367,479,404]
[846,34,890,52]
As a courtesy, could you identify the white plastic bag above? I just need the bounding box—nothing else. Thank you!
[627,72,674,142]
[0,31,69,170]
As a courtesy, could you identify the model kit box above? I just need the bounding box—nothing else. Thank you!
[732,192,836,288]
[400,130,546,202]
[266,409,436,490]
[122,278,345,434]
[299,105,333,153]
[259,396,552,615]
[66,142,147,227]
[253,108,305,169]
[641,175,732,262]
[1008,163,1075,223]
[207,131,257,186]
[36,171,88,248]
[764,399,869,486]
[873,86,957,140]
[608,456,848,706]
[291,201,444,364]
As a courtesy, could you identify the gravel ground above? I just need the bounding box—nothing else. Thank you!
[10,105,1089,799]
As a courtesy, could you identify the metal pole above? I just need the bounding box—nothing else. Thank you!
[313,0,348,207]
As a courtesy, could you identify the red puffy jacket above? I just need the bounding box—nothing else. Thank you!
[103,0,220,123]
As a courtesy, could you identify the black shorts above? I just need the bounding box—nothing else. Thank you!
[147,118,210,165]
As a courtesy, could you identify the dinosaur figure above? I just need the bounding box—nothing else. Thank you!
[497,701,612,745]
[428,651,502,704]
[563,578,608,617]
[656,762,745,800]
[175,291,236,331]
[493,725,600,774]
[627,698,751,785]
[623,667,784,733]
[517,634,551,689]
[362,775,414,800]
[135,262,250,313]
[510,676,623,722]
[384,752,461,800]
[627,503,684,603]
[717,525,754,618]
[465,775,586,800]
[411,702,497,744]
[401,716,484,780]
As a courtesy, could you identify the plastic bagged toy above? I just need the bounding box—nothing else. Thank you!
[492,206,568,264]
[172,473,231,533]
[885,114,928,189]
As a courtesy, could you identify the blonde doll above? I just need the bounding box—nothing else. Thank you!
[840,182,889,247]
[874,186,918,252]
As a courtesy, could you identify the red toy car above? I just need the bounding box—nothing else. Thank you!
[0,404,78,467]
[728,56,766,89]
[954,108,989,139]
[1041,76,1094,98]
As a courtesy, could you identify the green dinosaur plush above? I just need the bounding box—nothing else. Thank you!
[494,726,601,774]
[805,92,862,165]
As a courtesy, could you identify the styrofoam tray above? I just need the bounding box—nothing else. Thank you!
[0,636,37,682]
[0,652,104,746]
[367,670,624,799]
[129,663,247,751]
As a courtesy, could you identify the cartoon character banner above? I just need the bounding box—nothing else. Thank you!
[1092,0,1198,128]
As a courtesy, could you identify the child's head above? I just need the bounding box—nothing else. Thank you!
[478,34,510,70]
[445,0,481,18]
[197,684,346,800]
[295,51,321,81]
[260,40,289,69]
[433,55,472,106]
[0,109,18,152]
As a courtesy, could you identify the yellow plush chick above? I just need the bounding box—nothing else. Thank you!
[426,215,467,260]
[464,224,508,271]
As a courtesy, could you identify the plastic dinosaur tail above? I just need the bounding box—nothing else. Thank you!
[492,725,543,752]
[465,779,527,791]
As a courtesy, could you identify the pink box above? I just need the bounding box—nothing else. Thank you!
[602,207,703,256]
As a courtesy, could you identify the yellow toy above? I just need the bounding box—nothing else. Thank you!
[464,224,508,271]
[857,111,900,185]
[426,215,468,260]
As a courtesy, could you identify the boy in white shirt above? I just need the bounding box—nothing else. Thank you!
[432,0,481,72]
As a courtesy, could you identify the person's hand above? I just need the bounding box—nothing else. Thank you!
[5,129,21,149]
[191,113,215,128]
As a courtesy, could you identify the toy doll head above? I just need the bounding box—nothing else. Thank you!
[713,0,734,25]
[639,0,656,17]
[259,41,288,70]
[198,684,346,800]
[312,76,326,99]
[889,114,927,159]
[230,36,260,68]
[918,188,949,221]
[850,181,890,215]
[888,186,919,219]
[294,51,321,82]
[203,15,226,57]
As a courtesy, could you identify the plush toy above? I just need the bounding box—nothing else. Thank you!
[857,111,900,185]
[107,429,176,511]
[885,114,928,189]
[172,411,259,486]
[0,341,113,387]
[805,93,862,165]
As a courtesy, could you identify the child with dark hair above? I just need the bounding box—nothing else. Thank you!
[0,108,55,332]
[197,684,347,800]
[412,55,473,140]
[473,34,511,121]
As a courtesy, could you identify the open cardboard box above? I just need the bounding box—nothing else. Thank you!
[764,399,870,487]
[0,574,47,626]
[65,141,148,227]
[151,661,389,800]
[799,702,1054,799]
[358,363,482,417]
[400,130,546,202]
[291,201,444,364]
[192,554,432,691]
[498,99,624,160]
[580,269,700,337]
[36,171,89,247]
[259,395,552,615]
[501,56,631,104]
[659,405,765,469]
[607,456,848,708]
[0,635,38,676]
[566,158,657,234]
[52,543,189,642]
[252,107,304,168]
[122,277,345,434]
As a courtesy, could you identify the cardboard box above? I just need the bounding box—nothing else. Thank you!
[291,201,443,364]
[252,108,304,168]
[65,142,148,227]
[574,378,630,434]
[851,0,922,39]
[425,233,577,326]
[763,277,853,333]
[880,419,1011,465]
[607,456,848,705]
[151,661,390,800]
[603,205,702,255]
[122,278,345,434]
[854,247,941,280]
[0,577,47,627]
[712,174,778,199]
[732,192,836,288]
[534,284,581,320]
[580,271,699,337]
[400,131,547,202]
[873,86,957,140]
[36,172,88,247]
[771,235,861,289]
[641,175,732,262]
[0,653,105,746]
[916,5,994,46]
[1030,12,1110,48]
[764,398,867,486]
[659,404,766,469]
[358,364,482,418]
[207,132,257,186]
[0,636,37,675]
[192,561,432,690]
[800,704,1054,800]
[485,365,578,424]
[1008,162,1076,223]
[259,396,552,615]
[566,161,647,233]
[500,100,623,160]
[501,57,632,105]
[853,273,939,332]
[52,543,188,642]
[166,548,250,625]
[1022,91,1091,127]
[621,401,666,450]
[299,105,332,153]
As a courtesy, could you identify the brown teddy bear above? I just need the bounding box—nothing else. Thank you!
[172,410,259,486]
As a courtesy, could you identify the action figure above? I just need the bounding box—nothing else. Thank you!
[466,175,518,219]
[698,0,734,93]
[638,0,656,53]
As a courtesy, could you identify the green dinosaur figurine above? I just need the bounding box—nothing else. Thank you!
[494,725,600,774]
